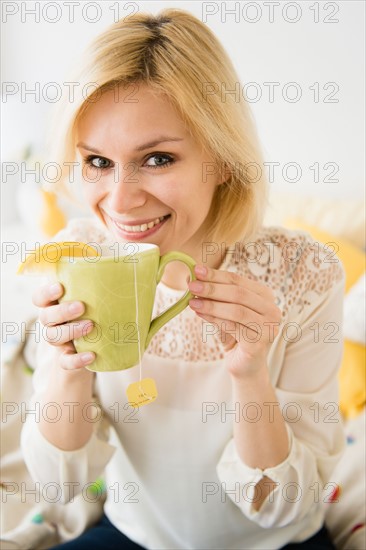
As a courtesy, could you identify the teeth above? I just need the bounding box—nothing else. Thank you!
[114,216,166,233]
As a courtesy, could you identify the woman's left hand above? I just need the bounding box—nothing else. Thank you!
[188,265,282,379]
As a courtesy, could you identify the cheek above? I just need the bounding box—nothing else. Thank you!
[150,180,184,208]
[189,163,219,199]
[82,184,104,208]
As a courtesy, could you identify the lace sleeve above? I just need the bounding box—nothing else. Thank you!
[20,217,116,504]
[217,230,346,528]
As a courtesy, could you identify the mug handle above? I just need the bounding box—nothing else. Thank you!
[145,251,196,348]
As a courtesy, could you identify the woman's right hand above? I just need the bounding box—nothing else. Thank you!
[32,282,95,370]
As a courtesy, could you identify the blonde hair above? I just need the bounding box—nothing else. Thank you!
[50,8,268,245]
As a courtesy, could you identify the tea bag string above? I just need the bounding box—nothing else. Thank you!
[133,258,153,401]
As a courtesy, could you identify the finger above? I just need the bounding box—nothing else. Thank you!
[33,282,64,307]
[196,312,237,350]
[190,298,263,328]
[39,301,86,326]
[42,320,94,346]
[59,345,95,370]
[194,265,275,300]
[222,334,237,351]
[197,309,281,348]
[196,312,260,344]
[188,279,269,314]
[196,312,258,333]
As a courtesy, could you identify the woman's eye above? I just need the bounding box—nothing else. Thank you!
[145,154,173,169]
[85,156,111,169]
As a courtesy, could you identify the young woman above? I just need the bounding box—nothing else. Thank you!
[21,9,345,549]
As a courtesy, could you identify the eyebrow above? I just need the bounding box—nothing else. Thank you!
[76,137,184,154]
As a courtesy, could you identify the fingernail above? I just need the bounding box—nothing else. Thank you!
[69,302,83,314]
[50,283,61,297]
[195,265,207,277]
[81,352,94,364]
[80,321,93,334]
[189,280,203,292]
[190,299,203,309]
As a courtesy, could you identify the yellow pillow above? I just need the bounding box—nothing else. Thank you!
[284,219,366,293]
[339,341,366,418]
[284,219,366,418]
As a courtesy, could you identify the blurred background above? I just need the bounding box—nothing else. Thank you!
[1,0,365,323]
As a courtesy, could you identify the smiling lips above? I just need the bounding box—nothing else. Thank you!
[107,214,170,236]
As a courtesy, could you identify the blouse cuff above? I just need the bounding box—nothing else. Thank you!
[217,423,293,480]
[216,424,301,526]
[21,416,116,504]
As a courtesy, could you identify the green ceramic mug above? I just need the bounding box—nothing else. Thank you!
[55,243,196,372]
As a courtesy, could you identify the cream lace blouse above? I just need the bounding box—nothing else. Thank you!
[21,218,346,550]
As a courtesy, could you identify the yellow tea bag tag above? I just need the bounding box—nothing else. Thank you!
[126,378,158,408]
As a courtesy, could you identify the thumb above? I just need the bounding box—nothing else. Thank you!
[220,325,237,352]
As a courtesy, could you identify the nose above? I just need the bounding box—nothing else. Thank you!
[107,162,147,212]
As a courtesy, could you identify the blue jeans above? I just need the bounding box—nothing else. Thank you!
[50,514,335,549]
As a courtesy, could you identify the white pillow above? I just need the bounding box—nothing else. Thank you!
[264,193,365,250]
[343,273,366,345]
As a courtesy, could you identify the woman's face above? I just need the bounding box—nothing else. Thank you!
[76,83,223,260]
